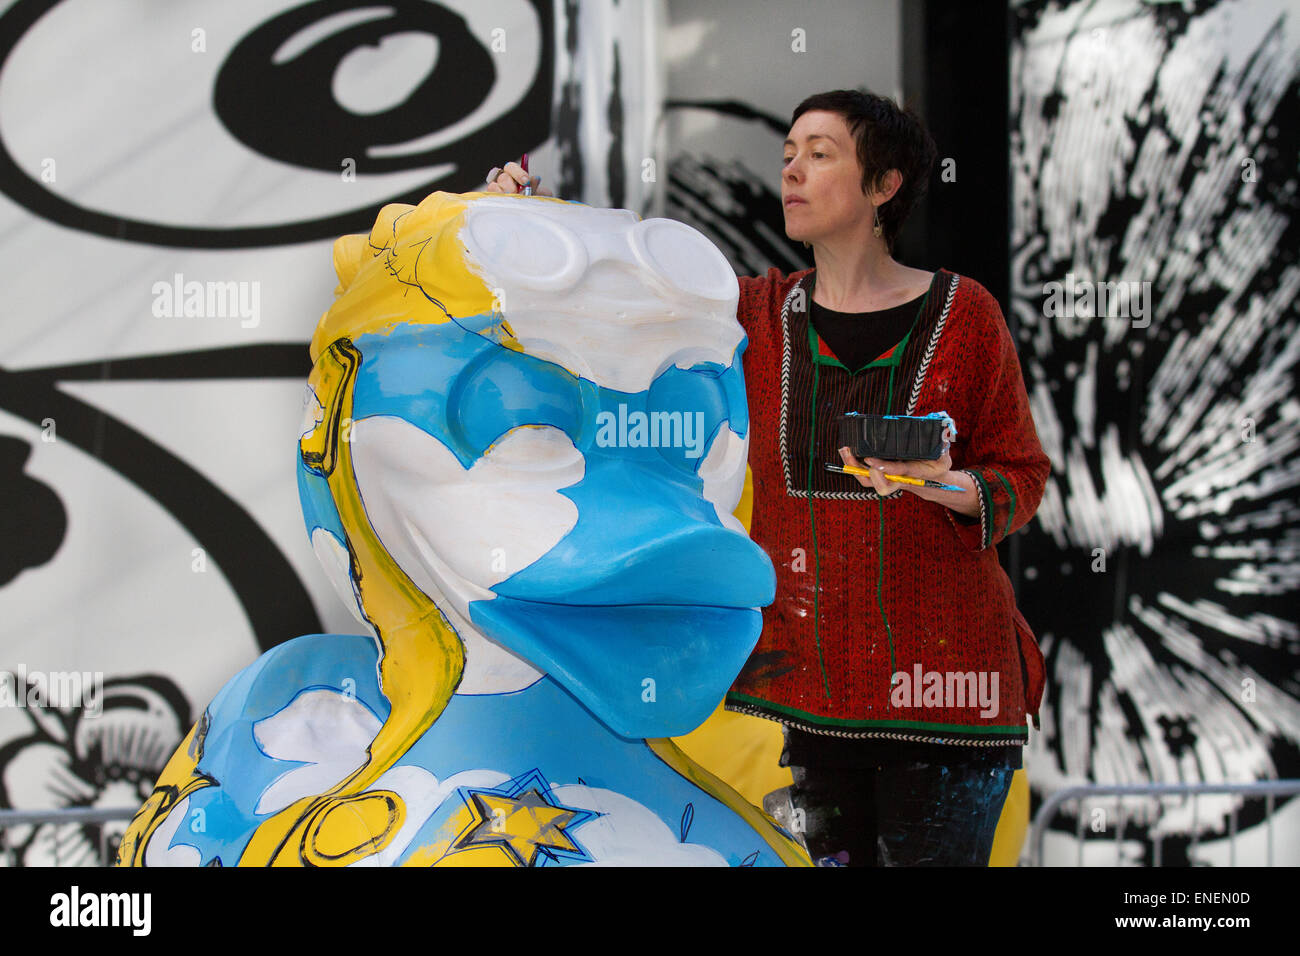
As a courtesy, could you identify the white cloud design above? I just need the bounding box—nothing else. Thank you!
[253,688,381,815]
[552,784,729,866]
[143,795,202,867]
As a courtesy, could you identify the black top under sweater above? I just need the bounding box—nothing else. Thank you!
[809,293,925,371]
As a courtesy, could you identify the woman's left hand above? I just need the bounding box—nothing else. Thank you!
[838,445,953,496]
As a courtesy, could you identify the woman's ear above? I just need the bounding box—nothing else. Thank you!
[871,168,904,205]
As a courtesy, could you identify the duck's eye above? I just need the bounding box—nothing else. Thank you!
[463,209,589,292]
[643,363,733,474]
[449,348,586,458]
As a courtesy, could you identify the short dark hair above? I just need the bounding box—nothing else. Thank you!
[791,89,937,250]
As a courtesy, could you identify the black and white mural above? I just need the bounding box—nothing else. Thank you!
[1011,0,1299,864]
[0,0,658,866]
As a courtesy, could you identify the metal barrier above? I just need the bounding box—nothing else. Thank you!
[0,806,138,867]
[6,786,1298,867]
[1028,780,1300,867]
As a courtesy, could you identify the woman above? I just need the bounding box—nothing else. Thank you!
[487,89,1049,866]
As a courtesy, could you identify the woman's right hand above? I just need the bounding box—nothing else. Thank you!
[483,161,553,196]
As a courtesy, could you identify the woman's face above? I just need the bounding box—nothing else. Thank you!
[781,110,873,244]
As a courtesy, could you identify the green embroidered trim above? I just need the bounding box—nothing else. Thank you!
[806,360,831,700]
[876,497,896,678]
[877,363,898,678]
[807,322,850,369]
[989,468,1017,539]
[725,693,1028,734]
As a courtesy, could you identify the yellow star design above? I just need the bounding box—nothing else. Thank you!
[454,789,583,867]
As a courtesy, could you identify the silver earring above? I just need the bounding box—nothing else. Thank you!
[872,207,883,238]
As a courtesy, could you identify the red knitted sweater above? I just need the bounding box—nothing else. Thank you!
[725,267,1050,746]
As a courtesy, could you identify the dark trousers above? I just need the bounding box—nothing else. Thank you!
[784,735,1017,866]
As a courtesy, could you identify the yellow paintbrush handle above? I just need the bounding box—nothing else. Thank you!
[835,463,872,477]
[831,463,919,485]
[882,472,926,487]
